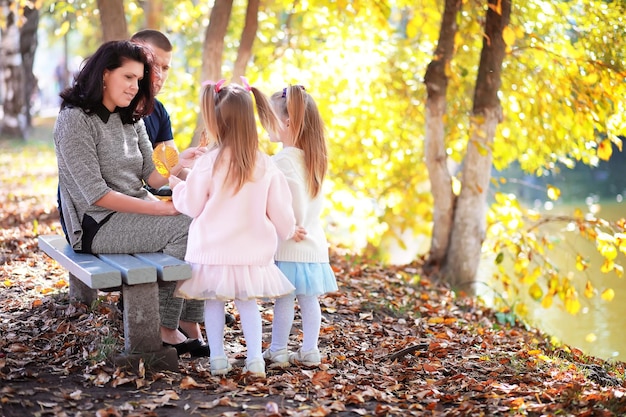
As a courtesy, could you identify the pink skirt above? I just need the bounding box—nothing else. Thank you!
[174,263,296,301]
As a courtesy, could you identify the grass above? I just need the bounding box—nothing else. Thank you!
[1,116,58,199]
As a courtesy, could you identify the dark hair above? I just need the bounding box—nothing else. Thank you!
[130,29,173,52]
[60,40,155,123]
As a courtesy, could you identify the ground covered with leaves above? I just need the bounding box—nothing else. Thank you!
[1,137,626,416]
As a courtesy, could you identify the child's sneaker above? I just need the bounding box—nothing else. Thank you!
[243,358,266,378]
[289,348,321,367]
[210,356,232,376]
[262,348,290,368]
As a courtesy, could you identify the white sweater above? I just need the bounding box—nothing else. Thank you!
[272,147,330,263]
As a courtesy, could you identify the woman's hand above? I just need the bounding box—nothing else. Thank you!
[292,226,307,242]
[151,200,180,216]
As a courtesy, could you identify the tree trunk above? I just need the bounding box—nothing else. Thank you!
[97,0,128,42]
[202,0,233,83]
[0,0,27,138]
[191,0,233,146]
[442,0,512,294]
[231,0,260,82]
[144,0,163,29]
[423,0,463,275]
[20,4,39,128]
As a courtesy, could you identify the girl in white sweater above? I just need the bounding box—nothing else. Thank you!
[263,85,338,368]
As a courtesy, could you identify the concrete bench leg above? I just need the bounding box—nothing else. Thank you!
[69,273,98,305]
[113,282,179,372]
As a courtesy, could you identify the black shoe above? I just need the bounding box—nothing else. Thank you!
[189,341,210,358]
[163,338,204,356]
[225,313,236,327]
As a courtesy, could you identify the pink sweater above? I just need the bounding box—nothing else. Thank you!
[171,148,297,266]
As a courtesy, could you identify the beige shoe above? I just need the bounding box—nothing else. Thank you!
[243,358,266,378]
[210,356,232,376]
[289,348,321,367]
[262,348,290,368]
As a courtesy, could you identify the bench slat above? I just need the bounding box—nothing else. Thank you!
[134,253,191,282]
[99,254,157,285]
[38,235,121,289]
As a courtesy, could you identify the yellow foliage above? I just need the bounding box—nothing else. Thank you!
[584,280,594,298]
[601,288,615,302]
[546,185,561,201]
[597,235,617,260]
[597,139,613,161]
[600,259,614,273]
[585,333,597,343]
[541,294,553,309]
[502,26,516,47]
[575,255,589,271]
[528,283,543,301]
[564,296,581,315]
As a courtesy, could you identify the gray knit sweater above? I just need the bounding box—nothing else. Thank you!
[54,105,155,251]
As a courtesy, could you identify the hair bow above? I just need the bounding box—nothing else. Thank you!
[240,76,252,92]
[201,79,226,92]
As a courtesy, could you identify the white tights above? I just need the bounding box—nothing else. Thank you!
[204,299,262,361]
[270,293,321,352]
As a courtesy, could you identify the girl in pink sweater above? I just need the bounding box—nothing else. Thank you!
[169,79,305,378]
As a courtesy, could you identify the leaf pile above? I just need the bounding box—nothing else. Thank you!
[1,141,625,416]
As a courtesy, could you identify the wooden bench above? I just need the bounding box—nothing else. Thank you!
[38,234,192,372]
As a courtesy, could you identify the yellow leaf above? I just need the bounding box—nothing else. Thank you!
[53,279,68,289]
[584,280,594,298]
[428,317,444,324]
[3,279,12,287]
[488,0,502,15]
[541,294,553,308]
[406,16,420,39]
[597,139,613,161]
[529,283,543,301]
[575,255,588,271]
[564,297,581,315]
[585,333,597,343]
[502,26,516,46]
[601,288,615,301]
[601,258,615,273]
[546,185,561,201]
[152,143,179,178]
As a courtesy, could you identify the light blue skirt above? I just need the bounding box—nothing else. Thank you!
[275,261,338,296]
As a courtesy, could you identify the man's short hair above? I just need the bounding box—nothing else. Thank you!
[130,29,172,52]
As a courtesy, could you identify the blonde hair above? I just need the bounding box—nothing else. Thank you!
[201,82,280,193]
[271,85,327,197]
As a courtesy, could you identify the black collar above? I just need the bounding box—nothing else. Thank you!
[94,103,118,123]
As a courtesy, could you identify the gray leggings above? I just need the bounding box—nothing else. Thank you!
[91,212,204,328]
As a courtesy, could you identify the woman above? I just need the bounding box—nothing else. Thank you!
[54,40,207,357]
